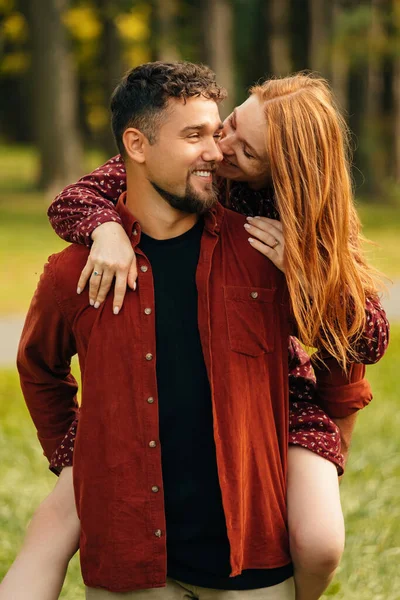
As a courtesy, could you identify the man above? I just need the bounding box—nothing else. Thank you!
[17,62,372,599]
[17,60,296,599]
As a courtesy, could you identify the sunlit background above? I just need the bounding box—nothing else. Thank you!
[0,1,399,598]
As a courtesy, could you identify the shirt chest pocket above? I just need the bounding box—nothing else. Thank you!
[223,286,277,357]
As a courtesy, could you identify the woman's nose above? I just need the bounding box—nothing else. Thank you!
[219,134,234,155]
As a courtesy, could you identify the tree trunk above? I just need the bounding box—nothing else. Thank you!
[363,0,386,193]
[330,0,350,115]
[155,0,180,61]
[309,0,328,75]
[202,0,234,117]
[267,0,291,76]
[393,1,400,182]
[97,0,124,156]
[29,0,83,195]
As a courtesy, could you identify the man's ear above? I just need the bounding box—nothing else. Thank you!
[123,128,147,164]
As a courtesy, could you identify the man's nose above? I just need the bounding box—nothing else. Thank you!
[202,138,223,163]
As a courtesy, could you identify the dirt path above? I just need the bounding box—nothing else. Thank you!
[1,284,399,367]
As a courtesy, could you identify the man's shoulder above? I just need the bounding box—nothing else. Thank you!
[45,244,90,294]
[47,244,89,272]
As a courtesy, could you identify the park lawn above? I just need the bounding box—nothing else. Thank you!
[0,145,105,315]
[0,327,399,599]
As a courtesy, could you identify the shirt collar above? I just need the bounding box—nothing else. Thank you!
[115,192,225,247]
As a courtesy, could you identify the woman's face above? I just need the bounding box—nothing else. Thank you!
[217,94,271,190]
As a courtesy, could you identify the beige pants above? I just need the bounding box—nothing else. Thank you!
[86,577,295,600]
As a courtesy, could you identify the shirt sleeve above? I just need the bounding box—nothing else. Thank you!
[49,418,78,474]
[17,258,79,467]
[288,336,373,418]
[352,295,389,364]
[288,336,316,403]
[47,155,126,247]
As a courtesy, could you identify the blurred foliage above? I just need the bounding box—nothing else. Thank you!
[1,0,400,196]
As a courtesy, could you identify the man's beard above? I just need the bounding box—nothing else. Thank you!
[149,173,218,215]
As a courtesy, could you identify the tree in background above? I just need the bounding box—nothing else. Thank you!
[155,0,179,60]
[28,0,83,194]
[267,0,291,75]
[1,0,400,200]
[201,0,234,116]
[393,0,400,183]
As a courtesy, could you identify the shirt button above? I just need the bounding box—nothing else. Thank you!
[151,486,159,493]
[140,265,148,273]
[132,229,138,236]
[144,308,152,315]
[250,291,259,299]
[149,440,157,448]
[145,353,153,361]
[147,397,155,404]
[154,529,162,537]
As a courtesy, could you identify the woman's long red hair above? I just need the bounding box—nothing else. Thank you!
[251,73,383,368]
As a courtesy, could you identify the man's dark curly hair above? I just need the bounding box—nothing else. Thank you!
[111,61,227,156]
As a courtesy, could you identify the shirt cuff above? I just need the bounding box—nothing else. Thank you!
[315,361,373,418]
[49,419,78,475]
[75,210,123,247]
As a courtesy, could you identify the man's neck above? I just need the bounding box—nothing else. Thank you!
[125,173,199,240]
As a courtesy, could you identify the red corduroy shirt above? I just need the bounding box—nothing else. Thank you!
[18,197,296,593]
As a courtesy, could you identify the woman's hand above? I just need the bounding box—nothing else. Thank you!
[77,222,137,314]
[244,216,285,273]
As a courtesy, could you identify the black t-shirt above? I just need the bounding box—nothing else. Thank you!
[139,218,292,590]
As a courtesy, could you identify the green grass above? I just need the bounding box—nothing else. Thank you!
[358,204,400,281]
[0,369,82,598]
[0,329,399,598]
[0,145,106,314]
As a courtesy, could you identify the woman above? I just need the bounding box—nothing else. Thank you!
[1,72,388,600]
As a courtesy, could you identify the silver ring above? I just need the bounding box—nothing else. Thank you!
[93,270,102,276]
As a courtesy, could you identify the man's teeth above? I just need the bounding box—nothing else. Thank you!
[193,171,211,177]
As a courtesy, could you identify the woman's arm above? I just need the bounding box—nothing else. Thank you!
[48,155,136,313]
[48,154,125,245]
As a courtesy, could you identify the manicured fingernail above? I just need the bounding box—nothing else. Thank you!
[244,223,250,229]
[133,282,137,291]
[246,216,253,221]
[89,299,94,306]
[248,237,255,243]
[113,306,120,315]
[94,301,100,309]
[77,287,81,294]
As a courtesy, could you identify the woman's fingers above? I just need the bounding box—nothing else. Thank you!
[127,254,138,291]
[247,216,284,241]
[77,258,94,295]
[76,222,136,313]
[253,216,283,232]
[244,216,285,272]
[112,270,130,315]
[89,268,104,305]
[93,269,115,308]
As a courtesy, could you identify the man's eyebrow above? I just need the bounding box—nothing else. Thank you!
[233,108,260,158]
[180,122,224,134]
